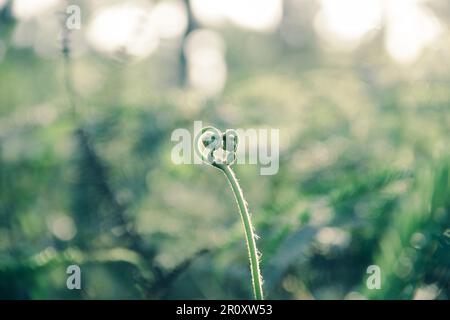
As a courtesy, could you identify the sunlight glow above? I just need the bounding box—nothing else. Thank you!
[191,0,282,32]
[315,0,383,48]
[413,284,440,300]
[12,0,61,21]
[385,0,442,64]
[190,0,226,26]
[50,215,77,241]
[184,29,227,96]
[316,227,351,248]
[149,0,188,39]
[315,0,442,63]
[87,3,159,58]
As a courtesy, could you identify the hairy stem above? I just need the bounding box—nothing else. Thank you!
[215,163,264,300]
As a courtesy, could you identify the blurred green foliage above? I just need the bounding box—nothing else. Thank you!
[0,0,449,299]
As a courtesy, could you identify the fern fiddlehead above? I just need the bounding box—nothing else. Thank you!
[195,126,264,300]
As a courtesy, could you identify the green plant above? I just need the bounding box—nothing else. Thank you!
[196,126,264,300]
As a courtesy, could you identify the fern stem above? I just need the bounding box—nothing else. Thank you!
[216,163,264,300]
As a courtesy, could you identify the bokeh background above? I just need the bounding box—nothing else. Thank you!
[0,0,449,299]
